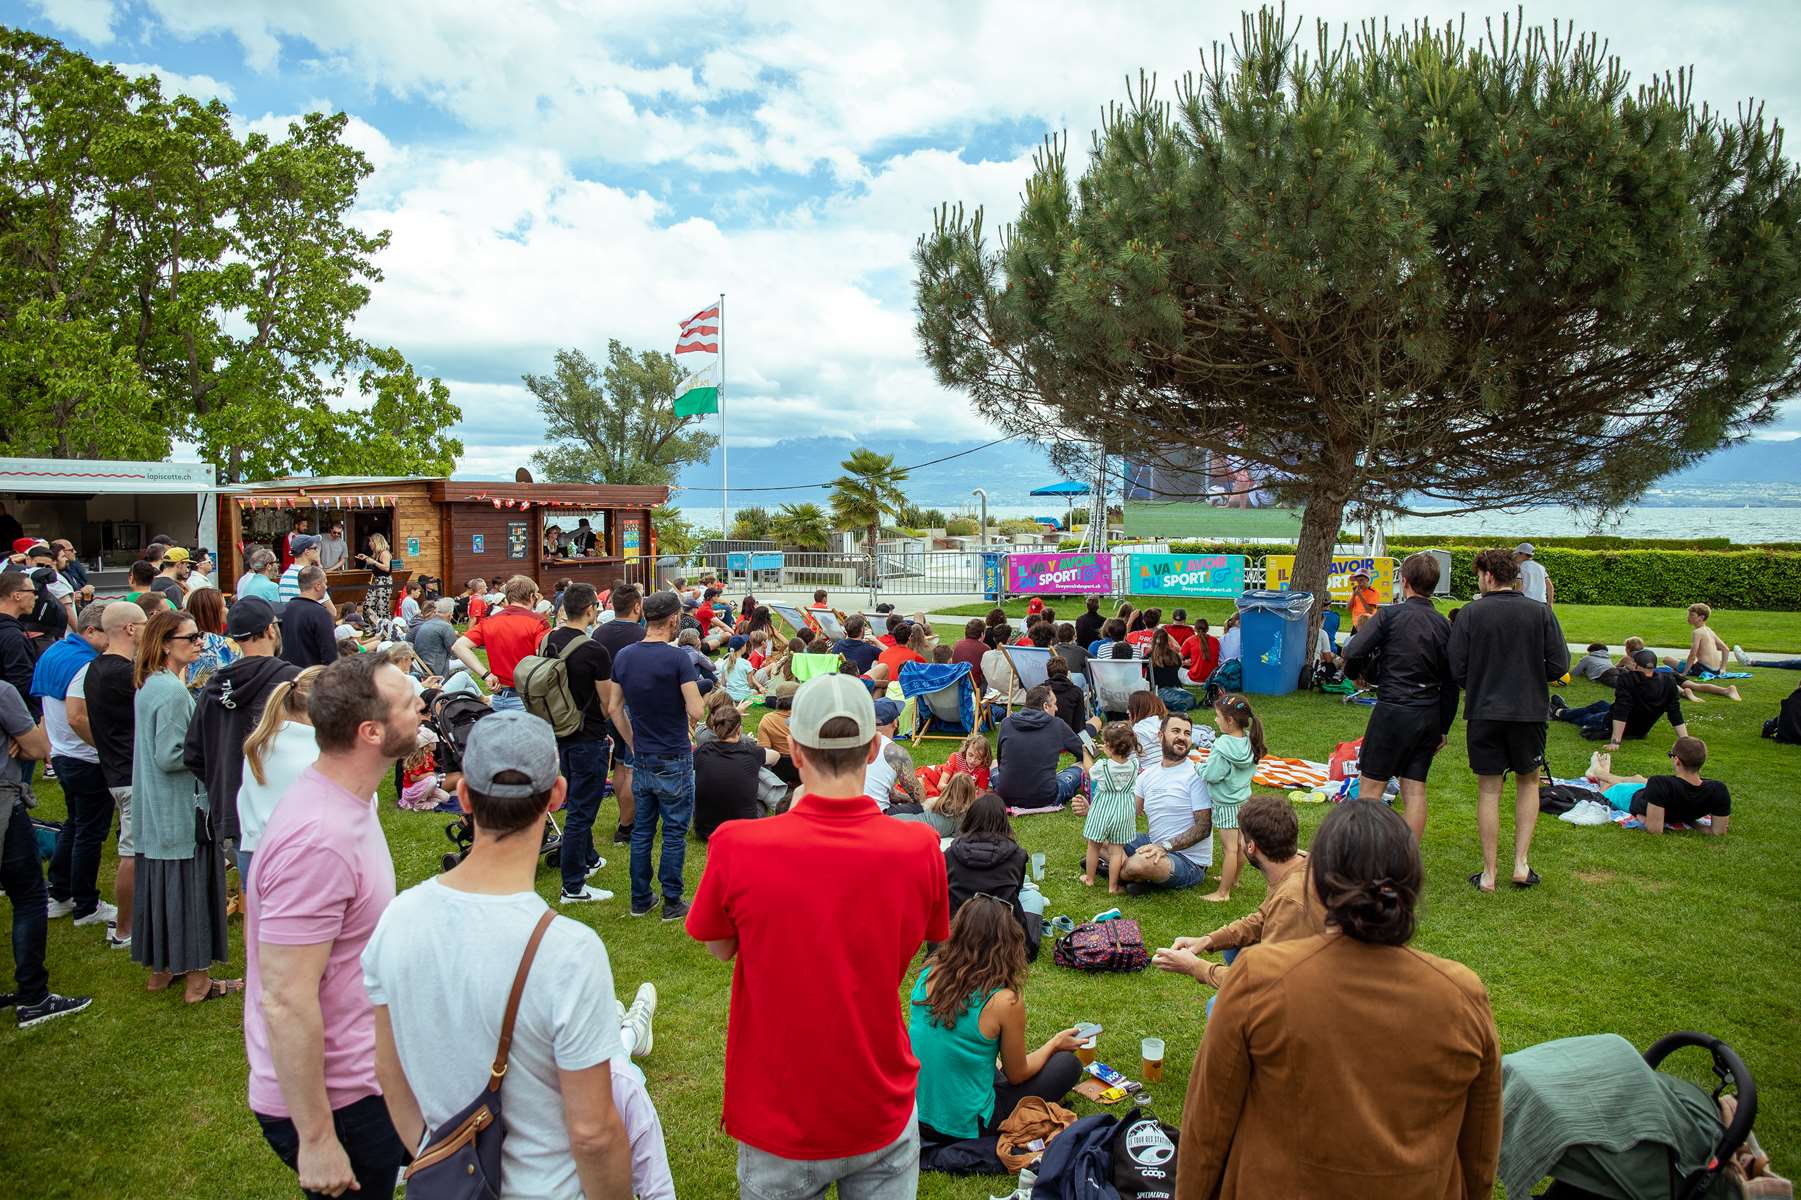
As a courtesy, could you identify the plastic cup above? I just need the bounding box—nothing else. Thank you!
[1030,852,1046,881]
[1141,1037,1165,1082]
[1076,1037,1097,1065]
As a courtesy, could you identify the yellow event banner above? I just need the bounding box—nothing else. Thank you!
[1263,555,1397,600]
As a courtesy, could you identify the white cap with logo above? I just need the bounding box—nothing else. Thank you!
[788,674,877,749]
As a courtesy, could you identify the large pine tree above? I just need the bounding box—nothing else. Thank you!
[916,9,1801,628]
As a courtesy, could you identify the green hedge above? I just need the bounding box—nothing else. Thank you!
[1159,541,1801,610]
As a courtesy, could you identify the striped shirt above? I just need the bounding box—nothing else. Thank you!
[278,563,303,604]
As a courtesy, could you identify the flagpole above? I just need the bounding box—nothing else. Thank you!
[719,291,728,543]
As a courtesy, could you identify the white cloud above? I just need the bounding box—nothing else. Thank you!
[108,60,235,103]
[27,0,117,44]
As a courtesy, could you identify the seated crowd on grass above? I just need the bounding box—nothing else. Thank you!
[2,533,1791,1198]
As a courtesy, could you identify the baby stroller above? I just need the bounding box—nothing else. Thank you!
[414,689,564,875]
[1501,1031,1760,1200]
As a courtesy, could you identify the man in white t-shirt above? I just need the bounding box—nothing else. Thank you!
[362,710,651,1199]
[1080,711,1212,893]
[861,699,922,810]
[1514,543,1554,605]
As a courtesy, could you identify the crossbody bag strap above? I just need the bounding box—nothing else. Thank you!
[487,909,557,1093]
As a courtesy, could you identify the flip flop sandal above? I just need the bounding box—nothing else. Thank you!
[1512,869,1542,889]
[1468,872,1495,893]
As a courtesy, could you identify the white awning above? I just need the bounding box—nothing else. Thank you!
[0,458,219,495]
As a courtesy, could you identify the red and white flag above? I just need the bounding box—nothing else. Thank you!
[675,304,719,355]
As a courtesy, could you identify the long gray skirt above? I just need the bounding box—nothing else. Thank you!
[131,843,229,975]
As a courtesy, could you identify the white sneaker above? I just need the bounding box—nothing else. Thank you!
[558,886,613,905]
[73,901,118,928]
[623,982,657,1059]
[585,857,607,878]
[1732,644,1750,666]
[106,932,131,950]
[45,898,74,919]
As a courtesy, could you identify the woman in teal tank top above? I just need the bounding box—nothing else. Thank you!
[908,894,1087,1140]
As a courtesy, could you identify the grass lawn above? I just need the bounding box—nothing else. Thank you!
[7,668,1800,1196]
[935,596,1801,653]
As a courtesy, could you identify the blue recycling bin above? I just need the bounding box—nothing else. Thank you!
[1237,590,1314,695]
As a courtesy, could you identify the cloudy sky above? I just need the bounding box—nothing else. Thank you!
[9,0,1801,475]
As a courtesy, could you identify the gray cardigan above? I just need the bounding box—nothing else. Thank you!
[132,670,208,860]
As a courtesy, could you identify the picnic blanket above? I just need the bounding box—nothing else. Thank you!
[1189,747,1330,790]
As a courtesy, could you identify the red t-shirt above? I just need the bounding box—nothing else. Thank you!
[467,595,488,622]
[686,792,949,1159]
[696,602,716,629]
[876,633,897,649]
[1164,623,1195,647]
[1125,628,1157,649]
[463,606,548,686]
[1181,632,1220,681]
[877,645,925,679]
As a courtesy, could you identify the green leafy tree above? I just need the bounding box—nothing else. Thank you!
[650,505,705,555]
[830,449,910,584]
[730,505,773,542]
[0,30,462,478]
[916,9,1801,635]
[527,341,716,486]
[768,502,830,549]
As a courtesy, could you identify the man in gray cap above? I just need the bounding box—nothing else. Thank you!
[278,533,322,606]
[1513,543,1554,605]
[687,674,947,1197]
[363,709,645,1198]
[610,588,704,920]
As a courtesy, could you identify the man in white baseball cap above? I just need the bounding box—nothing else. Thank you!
[687,673,948,1195]
[1513,543,1554,605]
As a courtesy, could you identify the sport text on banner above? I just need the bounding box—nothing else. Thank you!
[1006,552,1113,595]
[1129,553,1247,598]
[1263,555,1397,600]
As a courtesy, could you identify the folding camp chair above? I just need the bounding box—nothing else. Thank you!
[1000,645,1054,716]
[1088,658,1151,720]
[789,653,842,683]
[900,661,989,740]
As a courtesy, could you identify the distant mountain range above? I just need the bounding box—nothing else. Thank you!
[672,434,1800,512]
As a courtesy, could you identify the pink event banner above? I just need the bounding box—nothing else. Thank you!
[1006,552,1113,594]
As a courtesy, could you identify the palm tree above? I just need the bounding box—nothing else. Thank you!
[768,502,830,550]
[829,449,910,587]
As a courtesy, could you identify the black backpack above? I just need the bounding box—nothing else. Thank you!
[24,566,67,640]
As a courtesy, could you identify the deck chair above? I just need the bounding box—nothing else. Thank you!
[789,653,842,683]
[900,661,987,740]
[811,608,848,641]
[1089,658,1151,720]
[1000,645,1054,715]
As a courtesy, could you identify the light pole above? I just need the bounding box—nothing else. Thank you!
[971,488,989,549]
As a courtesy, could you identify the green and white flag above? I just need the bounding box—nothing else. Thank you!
[674,363,719,417]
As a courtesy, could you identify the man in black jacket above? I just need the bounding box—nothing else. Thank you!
[0,572,41,723]
[1551,648,1688,746]
[278,565,338,668]
[1343,552,1458,840]
[184,598,298,874]
[1449,549,1569,893]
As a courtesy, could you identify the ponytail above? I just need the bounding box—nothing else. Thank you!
[1246,710,1267,763]
[243,667,321,785]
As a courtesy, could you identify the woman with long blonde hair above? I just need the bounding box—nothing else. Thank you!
[234,667,323,888]
[131,610,237,1003]
[356,531,395,618]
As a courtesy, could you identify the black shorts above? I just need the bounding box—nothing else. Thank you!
[1465,719,1546,777]
[1359,703,1444,783]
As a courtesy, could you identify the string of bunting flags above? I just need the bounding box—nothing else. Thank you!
[458,494,603,512]
[233,494,398,509]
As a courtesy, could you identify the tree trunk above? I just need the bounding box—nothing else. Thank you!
[1291,488,1348,659]
[866,521,879,597]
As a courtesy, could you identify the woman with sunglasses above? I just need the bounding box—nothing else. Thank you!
[908,891,1084,1144]
[131,609,239,1003]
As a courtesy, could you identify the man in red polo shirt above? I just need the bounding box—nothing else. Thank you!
[450,575,547,712]
[687,674,947,1196]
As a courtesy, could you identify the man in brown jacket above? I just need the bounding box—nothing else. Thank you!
[1152,795,1325,994]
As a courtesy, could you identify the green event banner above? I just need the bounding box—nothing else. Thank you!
[1128,552,1247,597]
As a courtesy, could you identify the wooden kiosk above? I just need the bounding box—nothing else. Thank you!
[220,475,665,608]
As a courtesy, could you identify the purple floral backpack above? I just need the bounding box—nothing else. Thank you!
[1053,918,1150,972]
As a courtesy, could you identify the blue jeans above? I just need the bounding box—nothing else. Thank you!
[737,1108,919,1200]
[2,799,49,1004]
[490,689,525,712]
[1553,699,1611,734]
[558,738,611,895]
[630,752,694,911]
[1123,834,1208,890]
[990,764,1087,808]
[237,849,254,893]
[46,756,113,918]
[1751,659,1801,669]
[1206,947,1239,1018]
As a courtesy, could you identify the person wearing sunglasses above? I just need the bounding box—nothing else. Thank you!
[130,609,240,1004]
[909,890,1084,1146]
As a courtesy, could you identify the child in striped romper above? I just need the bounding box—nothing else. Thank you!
[1083,721,1141,893]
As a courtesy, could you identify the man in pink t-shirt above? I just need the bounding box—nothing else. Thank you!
[245,655,422,1198]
